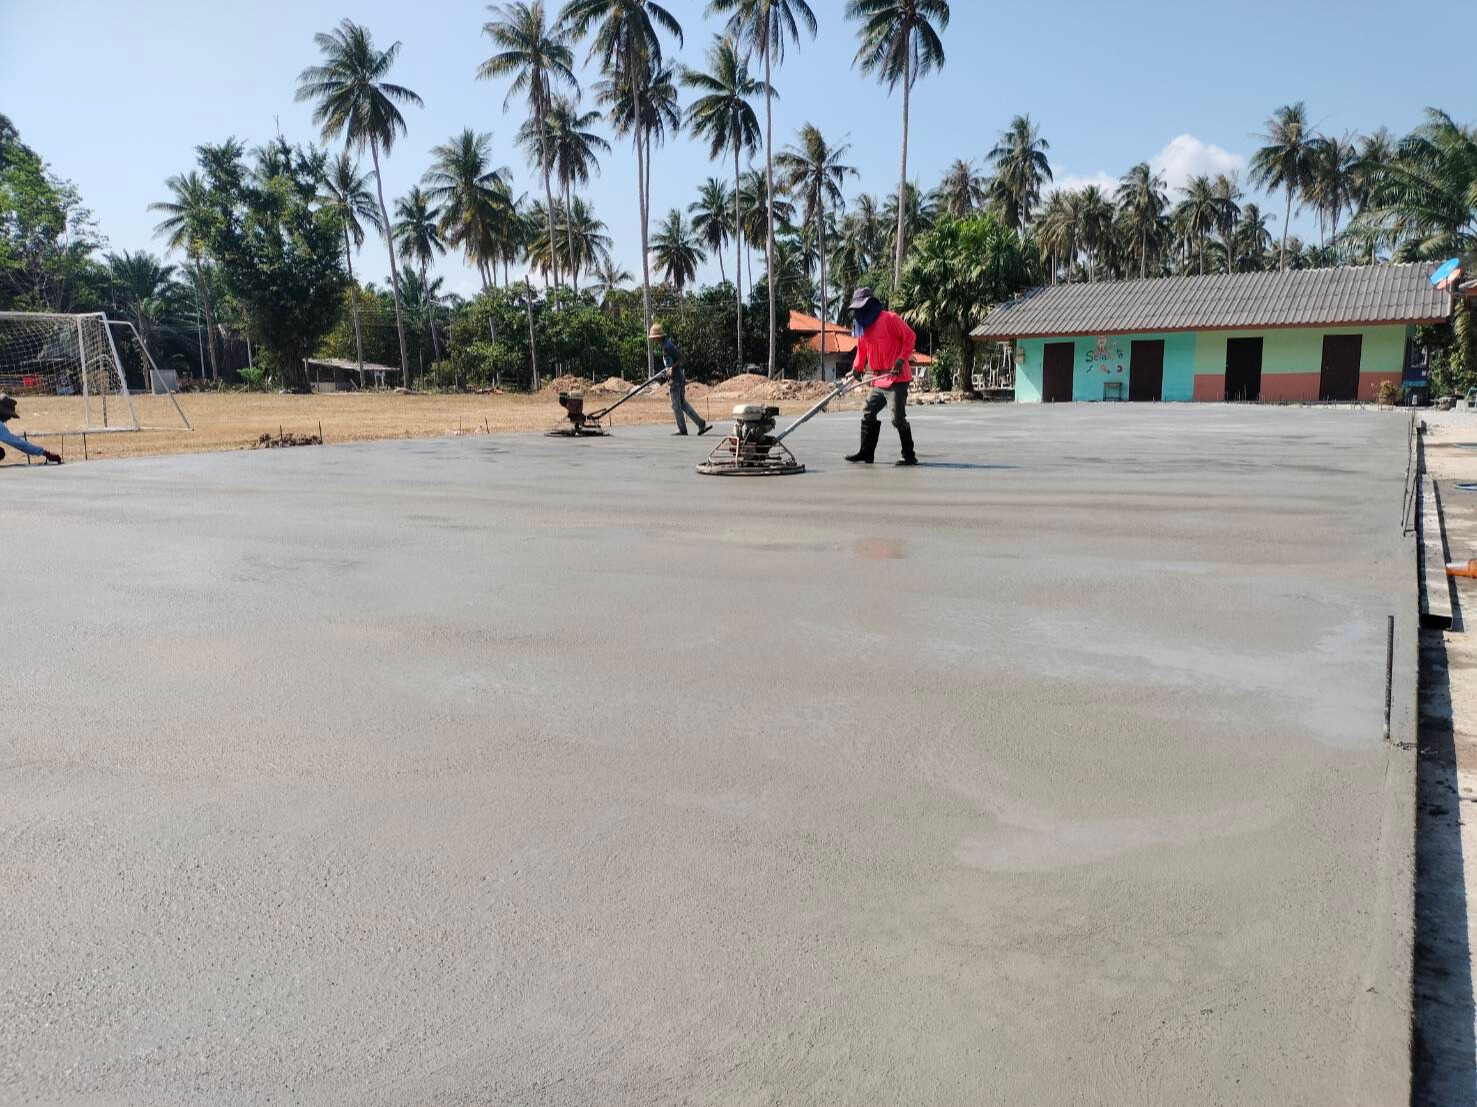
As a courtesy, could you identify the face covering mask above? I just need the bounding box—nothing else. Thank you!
[853,300,883,330]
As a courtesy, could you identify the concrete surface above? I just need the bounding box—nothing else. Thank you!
[0,404,1417,1106]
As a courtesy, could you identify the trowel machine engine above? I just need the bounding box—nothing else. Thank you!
[732,403,782,454]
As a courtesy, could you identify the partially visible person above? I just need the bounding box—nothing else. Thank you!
[845,288,917,466]
[648,324,712,437]
[0,394,61,465]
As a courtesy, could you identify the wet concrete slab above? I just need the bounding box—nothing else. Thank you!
[1,404,1417,1105]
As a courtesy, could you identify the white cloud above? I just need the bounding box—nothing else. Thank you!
[1045,171,1118,196]
[1044,135,1249,202]
[1149,134,1247,193]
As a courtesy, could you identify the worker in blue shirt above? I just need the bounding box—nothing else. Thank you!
[0,394,61,464]
[648,324,712,437]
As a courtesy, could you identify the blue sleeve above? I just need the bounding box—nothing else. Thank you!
[0,423,47,457]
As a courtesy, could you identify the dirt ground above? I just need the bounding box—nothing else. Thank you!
[0,386,885,465]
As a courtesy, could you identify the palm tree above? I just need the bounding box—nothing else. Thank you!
[1173,175,1221,275]
[525,94,609,294]
[932,158,986,219]
[845,0,949,291]
[777,123,855,361]
[988,114,1052,232]
[881,181,935,276]
[316,151,383,374]
[423,129,509,290]
[706,0,816,378]
[1036,191,1077,283]
[650,209,706,291]
[393,186,446,370]
[479,1,577,292]
[563,196,614,285]
[1211,172,1243,272]
[1235,203,1274,270]
[560,0,683,368]
[1306,134,1357,246]
[845,193,886,267]
[738,169,795,275]
[1250,102,1318,270]
[684,35,769,373]
[689,178,734,282]
[396,267,447,377]
[105,251,183,361]
[591,256,633,297]
[148,171,221,380]
[1076,185,1113,282]
[1114,162,1167,278]
[593,55,682,311]
[296,19,422,378]
[1357,109,1477,257]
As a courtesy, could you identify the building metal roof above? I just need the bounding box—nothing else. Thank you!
[971,263,1453,340]
[305,357,402,374]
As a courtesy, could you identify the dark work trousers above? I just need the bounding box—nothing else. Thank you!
[857,382,915,462]
[670,374,704,433]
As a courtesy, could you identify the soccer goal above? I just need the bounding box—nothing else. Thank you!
[0,311,190,431]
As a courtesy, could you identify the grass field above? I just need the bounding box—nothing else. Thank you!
[0,387,874,465]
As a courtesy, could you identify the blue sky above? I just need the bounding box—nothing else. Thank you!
[2,0,1465,297]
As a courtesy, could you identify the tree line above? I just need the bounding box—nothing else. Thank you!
[2,0,1472,392]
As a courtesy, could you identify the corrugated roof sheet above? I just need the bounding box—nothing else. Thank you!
[972,263,1452,340]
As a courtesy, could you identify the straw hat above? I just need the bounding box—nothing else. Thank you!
[648,323,666,340]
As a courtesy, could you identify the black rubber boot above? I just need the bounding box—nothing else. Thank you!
[895,423,917,465]
[846,421,880,464]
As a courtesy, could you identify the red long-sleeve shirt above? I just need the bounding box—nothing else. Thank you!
[853,310,916,387]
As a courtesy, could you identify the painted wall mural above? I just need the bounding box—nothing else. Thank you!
[1085,336,1126,375]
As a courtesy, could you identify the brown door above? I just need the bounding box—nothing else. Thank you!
[1225,337,1263,401]
[1320,335,1362,401]
[1129,340,1164,402]
[1042,341,1074,403]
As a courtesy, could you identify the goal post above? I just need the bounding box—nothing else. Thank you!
[0,311,189,431]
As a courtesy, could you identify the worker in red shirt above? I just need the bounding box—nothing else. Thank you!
[845,287,917,466]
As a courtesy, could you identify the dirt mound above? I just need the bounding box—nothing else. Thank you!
[650,380,711,399]
[595,376,632,394]
[710,373,774,397]
[541,374,592,394]
[710,374,837,401]
[764,379,836,401]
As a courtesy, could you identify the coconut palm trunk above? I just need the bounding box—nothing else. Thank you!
[1280,186,1292,270]
[564,179,579,295]
[762,45,777,379]
[818,198,828,382]
[342,226,367,374]
[422,262,442,364]
[369,138,411,384]
[892,44,912,293]
[524,276,540,388]
[193,260,221,379]
[536,99,562,291]
[628,39,654,377]
[734,138,744,375]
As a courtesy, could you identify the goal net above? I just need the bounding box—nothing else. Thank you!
[0,311,143,431]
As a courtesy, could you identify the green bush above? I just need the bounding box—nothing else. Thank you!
[238,366,267,392]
